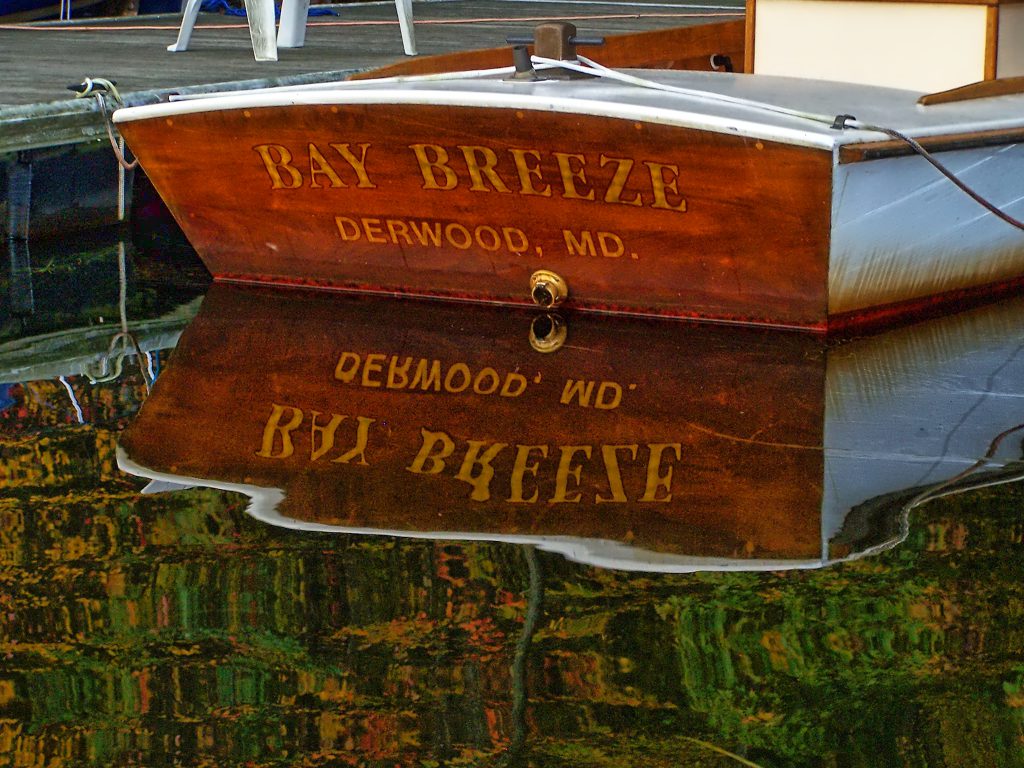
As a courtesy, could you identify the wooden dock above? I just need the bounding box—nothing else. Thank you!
[0,0,742,144]
[0,0,743,236]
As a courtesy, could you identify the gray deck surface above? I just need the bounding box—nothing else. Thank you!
[0,0,742,107]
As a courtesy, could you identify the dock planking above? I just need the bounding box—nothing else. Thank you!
[0,0,742,148]
[0,0,742,237]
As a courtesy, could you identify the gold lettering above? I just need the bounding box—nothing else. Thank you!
[307,143,346,188]
[332,416,374,465]
[554,152,595,201]
[387,356,413,389]
[503,227,529,253]
[509,148,552,197]
[644,162,688,212]
[256,403,303,459]
[595,382,623,410]
[552,445,592,503]
[329,142,376,188]
[475,225,501,252]
[310,411,345,461]
[334,352,361,382]
[473,368,501,395]
[501,373,528,397]
[386,219,413,245]
[445,223,472,250]
[362,218,387,244]
[254,144,303,189]
[563,230,596,257]
[409,220,442,247]
[411,359,442,391]
[460,145,511,193]
[641,443,682,502]
[335,216,361,241]
[444,363,471,393]
[407,428,455,474]
[508,445,548,503]
[599,155,643,207]
[596,444,638,503]
[410,144,458,190]
[560,379,595,407]
[361,353,386,387]
[456,441,508,501]
[598,232,624,258]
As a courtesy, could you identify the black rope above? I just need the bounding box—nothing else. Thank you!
[858,122,1024,233]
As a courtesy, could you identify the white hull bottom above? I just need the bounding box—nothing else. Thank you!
[831,144,1024,316]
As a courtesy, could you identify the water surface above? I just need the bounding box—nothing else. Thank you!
[1,226,1023,767]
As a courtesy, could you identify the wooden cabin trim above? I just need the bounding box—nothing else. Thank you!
[838,125,1024,162]
[352,21,747,80]
[745,0,757,73]
[986,6,1000,79]
[918,75,1024,103]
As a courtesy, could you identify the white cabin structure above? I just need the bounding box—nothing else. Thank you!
[746,0,1024,92]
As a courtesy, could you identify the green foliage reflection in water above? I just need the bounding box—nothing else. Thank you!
[1,446,1024,766]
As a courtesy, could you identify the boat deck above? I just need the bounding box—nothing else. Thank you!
[129,67,1024,152]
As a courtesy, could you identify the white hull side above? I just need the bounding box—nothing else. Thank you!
[829,143,1024,316]
[822,295,1024,549]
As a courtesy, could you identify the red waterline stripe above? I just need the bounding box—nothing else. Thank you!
[0,11,742,31]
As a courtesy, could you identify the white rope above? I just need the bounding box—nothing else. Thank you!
[167,64,525,101]
[565,54,850,128]
[59,376,85,424]
[144,54,1024,231]
[75,78,139,170]
[554,56,1024,231]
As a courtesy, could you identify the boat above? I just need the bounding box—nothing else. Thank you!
[116,284,1024,572]
[112,5,1024,332]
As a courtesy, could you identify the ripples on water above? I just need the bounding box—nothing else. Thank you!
[1,216,1024,767]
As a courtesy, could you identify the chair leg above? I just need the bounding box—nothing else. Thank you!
[395,0,416,56]
[243,0,279,60]
[167,0,204,52]
[277,0,310,48]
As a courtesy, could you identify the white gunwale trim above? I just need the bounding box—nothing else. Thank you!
[116,446,830,573]
[114,88,843,150]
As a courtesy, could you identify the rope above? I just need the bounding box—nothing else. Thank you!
[74,78,139,170]
[570,54,844,126]
[97,97,139,170]
[843,421,1024,564]
[849,121,1024,233]
[85,242,152,393]
[58,376,85,424]
[565,57,1024,233]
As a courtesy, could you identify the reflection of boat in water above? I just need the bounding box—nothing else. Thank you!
[117,284,1024,571]
[112,11,1024,331]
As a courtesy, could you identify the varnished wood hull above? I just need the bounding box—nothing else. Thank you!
[117,285,1024,571]
[118,101,833,328]
[114,65,1024,331]
[119,285,829,570]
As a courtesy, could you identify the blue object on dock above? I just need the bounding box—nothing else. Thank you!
[198,0,336,17]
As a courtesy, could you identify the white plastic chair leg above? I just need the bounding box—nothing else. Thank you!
[243,0,279,60]
[277,0,309,48]
[167,0,204,52]
[395,0,416,56]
